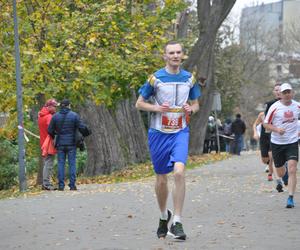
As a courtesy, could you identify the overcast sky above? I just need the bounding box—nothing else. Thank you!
[230,0,279,18]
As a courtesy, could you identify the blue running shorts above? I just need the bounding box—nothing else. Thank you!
[148,127,189,174]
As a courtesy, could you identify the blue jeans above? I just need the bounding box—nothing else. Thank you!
[57,145,77,188]
[225,142,230,153]
[233,135,243,155]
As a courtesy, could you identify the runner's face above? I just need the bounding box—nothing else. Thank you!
[164,44,183,69]
[280,89,293,102]
[273,85,281,99]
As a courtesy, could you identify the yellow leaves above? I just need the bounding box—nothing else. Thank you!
[124,49,132,55]
[74,66,84,73]
[102,38,109,46]
[23,50,37,56]
[89,36,97,44]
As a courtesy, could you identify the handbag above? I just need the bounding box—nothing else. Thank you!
[75,128,85,151]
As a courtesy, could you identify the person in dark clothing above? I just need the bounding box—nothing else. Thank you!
[222,118,233,153]
[203,116,216,153]
[48,99,87,191]
[231,114,246,155]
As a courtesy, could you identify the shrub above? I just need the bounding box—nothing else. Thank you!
[0,137,18,190]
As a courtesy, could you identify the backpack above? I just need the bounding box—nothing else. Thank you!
[224,123,232,135]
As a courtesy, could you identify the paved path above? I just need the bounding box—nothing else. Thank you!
[0,151,299,250]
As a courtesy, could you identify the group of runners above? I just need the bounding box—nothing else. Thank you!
[136,40,299,241]
[253,82,299,209]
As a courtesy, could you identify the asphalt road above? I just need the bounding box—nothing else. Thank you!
[0,151,299,250]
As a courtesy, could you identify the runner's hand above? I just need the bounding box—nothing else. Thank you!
[159,102,170,113]
[183,103,192,114]
[277,127,285,135]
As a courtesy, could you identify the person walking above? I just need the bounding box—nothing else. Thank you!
[135,41,201,240]
[38,99,58,190]
[48,99,87,191]
[264,83,300,208]
[231,114,246,155]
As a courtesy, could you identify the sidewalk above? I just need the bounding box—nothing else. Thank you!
[0,151,299,250]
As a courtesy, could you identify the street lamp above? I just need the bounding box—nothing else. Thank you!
[13,0,27,191]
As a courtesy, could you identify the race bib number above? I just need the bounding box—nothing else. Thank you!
[161,112,183,130]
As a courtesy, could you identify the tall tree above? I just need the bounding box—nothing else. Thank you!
[182,0,236,155]
[0,0,185,175]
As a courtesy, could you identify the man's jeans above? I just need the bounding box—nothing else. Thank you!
[43,155,54,187]
[234,135,243,155]
[57,145,77,189]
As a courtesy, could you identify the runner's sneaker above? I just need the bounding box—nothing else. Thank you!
[267,174,273,181]
[286,196,295,208]
[276,183,283,193]
[168,222,186,240]
[156,209,172,238]
[265,166,269,173]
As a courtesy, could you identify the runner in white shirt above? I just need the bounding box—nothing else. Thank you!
[264,83,300,208]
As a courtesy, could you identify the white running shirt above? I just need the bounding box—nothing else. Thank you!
[264,100,300,144]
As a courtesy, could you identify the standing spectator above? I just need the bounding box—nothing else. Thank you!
[264,83,300,208]
[231,114,246,155]
[135,41,201,240]
[48,99,87,191]
[222,118,232,153]
[38,98,58,190]
[203,116,216,153]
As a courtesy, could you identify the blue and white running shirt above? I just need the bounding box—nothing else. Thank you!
[138,68,201,133]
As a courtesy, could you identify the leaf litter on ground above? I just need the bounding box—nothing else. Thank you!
[0,152,229,199]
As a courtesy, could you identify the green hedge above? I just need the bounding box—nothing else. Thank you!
[0,137,18,190]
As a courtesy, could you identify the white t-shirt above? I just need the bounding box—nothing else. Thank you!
[298,120,300,139]
[264,100,300,144]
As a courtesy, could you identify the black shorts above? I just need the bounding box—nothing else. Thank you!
[260,134,271,158]
[271,142,299,168]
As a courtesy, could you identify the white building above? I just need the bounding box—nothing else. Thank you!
[240,0,300,94]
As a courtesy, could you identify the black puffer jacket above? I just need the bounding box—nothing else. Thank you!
[48,107,85,146]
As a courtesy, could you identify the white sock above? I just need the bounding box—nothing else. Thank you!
[160,210,168,220]
[173,215,181,225]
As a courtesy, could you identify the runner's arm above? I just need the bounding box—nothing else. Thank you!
[135,95,169,113]
[263,123,285,135]
[252,112,263,140]
[183,99,199,114]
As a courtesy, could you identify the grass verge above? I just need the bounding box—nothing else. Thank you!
[0,153,229,200]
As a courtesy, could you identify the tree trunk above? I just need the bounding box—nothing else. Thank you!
[112,93,149,164]
[183,0,236,155]
[177,10,190,39]
[79,93,149,176]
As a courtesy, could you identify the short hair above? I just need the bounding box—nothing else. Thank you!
[164,41,183,52]
[60,99,70,107]
[274,83,281,87]
[236,113,241,118]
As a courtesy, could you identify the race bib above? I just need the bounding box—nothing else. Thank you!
[161,112,183,130]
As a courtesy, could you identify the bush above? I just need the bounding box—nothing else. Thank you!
[77,150,87,176]
[0,137,18,190]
